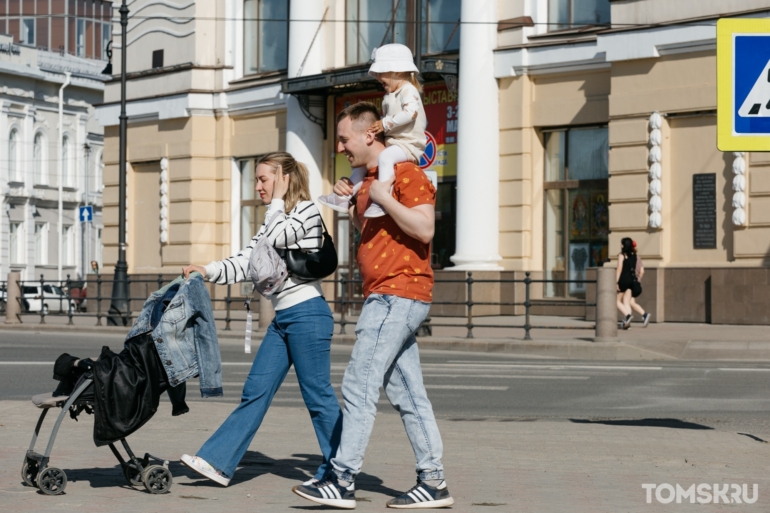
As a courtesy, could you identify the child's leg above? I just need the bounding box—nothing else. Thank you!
[364,146,410,218]
[377,145,409,183]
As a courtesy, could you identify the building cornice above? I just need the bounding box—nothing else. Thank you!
[94,83,286,126]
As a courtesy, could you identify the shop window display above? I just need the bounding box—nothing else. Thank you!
[543,127,609,298]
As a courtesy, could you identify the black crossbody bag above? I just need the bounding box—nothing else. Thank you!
[284,217,338,280]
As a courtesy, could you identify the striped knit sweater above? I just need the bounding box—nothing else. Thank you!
[204,199,324,311]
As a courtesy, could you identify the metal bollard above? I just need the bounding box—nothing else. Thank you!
[5,272,21,324]
[465,272,474,339]
[594,267,619,342]
[523,271,532,341]
[96,273,103,326]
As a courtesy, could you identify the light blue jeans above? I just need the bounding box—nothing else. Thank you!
[197,296,341,480]
[331,294,444,483]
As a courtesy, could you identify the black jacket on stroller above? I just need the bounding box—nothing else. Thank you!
[91,333,179,446]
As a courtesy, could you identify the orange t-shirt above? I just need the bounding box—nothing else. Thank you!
[355,162,436,302]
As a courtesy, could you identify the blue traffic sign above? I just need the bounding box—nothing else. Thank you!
[717,18,770,150]
[734,34,770,135]
[79,205,93,223]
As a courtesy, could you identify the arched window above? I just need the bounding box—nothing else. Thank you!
[8,129,18,182]
[62,135,70,186]
[33,133,44,184]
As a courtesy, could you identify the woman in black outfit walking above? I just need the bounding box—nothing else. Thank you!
[616,237,651,329]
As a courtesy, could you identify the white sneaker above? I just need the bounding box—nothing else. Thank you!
[180,454,230,486]
[317,193,353,213]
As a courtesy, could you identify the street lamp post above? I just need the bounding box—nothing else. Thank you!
[108,0,129,325]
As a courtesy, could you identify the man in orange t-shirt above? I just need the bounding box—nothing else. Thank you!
[293,103,453,509]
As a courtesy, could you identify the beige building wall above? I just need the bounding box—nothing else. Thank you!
[102,111,286,275]
[498,70,610,271]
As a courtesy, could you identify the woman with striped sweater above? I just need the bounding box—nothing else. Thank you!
[179,152,341,488]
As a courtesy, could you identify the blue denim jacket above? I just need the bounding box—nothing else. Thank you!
[125,273,223,397]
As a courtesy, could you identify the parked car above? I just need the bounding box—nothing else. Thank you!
[0,286,30,313]
[23,285,76,315]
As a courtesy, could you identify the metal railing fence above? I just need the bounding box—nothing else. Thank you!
[1,272,596,340]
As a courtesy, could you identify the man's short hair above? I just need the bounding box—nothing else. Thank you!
[337,102,383,140]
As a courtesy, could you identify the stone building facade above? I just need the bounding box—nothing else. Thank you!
[0,23,107,282]
[95,0,770,323]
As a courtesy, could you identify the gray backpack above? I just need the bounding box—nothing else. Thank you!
[243,213,288,353]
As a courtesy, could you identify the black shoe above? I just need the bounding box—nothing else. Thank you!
[386,480,455,509]
[642,312,651,327]
[622,314,632,330]
[292,475,356,509]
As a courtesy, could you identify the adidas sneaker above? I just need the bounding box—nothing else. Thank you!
[386,480,455,509]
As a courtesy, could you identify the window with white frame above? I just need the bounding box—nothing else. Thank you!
[8,129,19,182]
[238,158,267,294]
[243,0,288,75]
[62,225,74,266]
[61,136,70,186]
[102,23,111,60]
[33,133,45,184]
[94,151,104,192]
[35,223,48,265]
[10,222,24,264]
[22,18,35,45]
[548,0,610,31]
[76,19,86,57]
[346,0,409,65]
[96,228,103,268]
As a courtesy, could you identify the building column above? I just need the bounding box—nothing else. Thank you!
[450,0,502,270]
[0,101,8,279]
[286,0,325,200]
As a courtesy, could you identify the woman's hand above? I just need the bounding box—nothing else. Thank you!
[182,264,207,279]
[272,167,290,200]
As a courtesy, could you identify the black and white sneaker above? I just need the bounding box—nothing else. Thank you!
[292,476,356,509]
[622,314,632,330]
[386,480,455,509]
[642,312,651,327]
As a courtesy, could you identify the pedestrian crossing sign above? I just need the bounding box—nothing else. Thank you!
[718,18,770,151]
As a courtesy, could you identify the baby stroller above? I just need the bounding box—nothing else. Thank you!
[23,369,172,495]
[21,273,218,496]
[23,337,179,496]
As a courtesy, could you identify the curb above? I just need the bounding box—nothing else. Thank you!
[1,323,768,361]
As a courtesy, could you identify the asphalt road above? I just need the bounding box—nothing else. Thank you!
[2,330,769,439]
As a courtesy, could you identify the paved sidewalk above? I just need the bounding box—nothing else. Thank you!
[1,400,768,512]
[1,314,769,360]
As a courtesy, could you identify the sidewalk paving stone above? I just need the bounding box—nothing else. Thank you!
[1,399,768,512]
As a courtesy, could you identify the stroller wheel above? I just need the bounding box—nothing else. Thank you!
[21,461,38,487]
[143,465,172,494]
[38,467,67,495]
[123,465,143,487]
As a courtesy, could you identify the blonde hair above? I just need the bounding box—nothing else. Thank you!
[397,72,423,94]
[257,152,311,212]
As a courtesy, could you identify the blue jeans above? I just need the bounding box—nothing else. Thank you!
[331,294,444,483]
[197,296,341,480]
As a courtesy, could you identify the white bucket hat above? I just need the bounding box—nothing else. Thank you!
[368,44,419,76]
